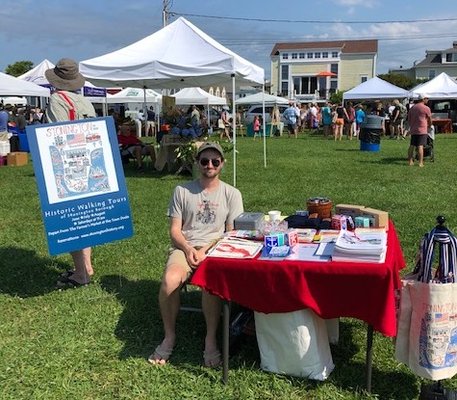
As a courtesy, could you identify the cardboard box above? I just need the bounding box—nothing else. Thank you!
[7,152,28,166]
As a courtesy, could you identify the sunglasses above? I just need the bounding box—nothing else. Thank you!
[199,158,222,167]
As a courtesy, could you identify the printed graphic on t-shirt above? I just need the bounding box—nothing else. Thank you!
[197,200,217,224]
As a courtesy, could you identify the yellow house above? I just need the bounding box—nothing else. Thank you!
[270,40,378,101]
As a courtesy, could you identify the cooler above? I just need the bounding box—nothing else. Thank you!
[360,114,383,152]
[18,133,30,152]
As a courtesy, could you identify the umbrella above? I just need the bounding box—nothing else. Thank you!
[316,71,337,77]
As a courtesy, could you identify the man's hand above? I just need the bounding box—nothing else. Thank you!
[184,247,207,268]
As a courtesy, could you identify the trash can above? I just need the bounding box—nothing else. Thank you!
[360,115,384,152]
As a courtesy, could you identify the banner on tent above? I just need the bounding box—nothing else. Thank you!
[26,117,133,255]
[83,86,106,97]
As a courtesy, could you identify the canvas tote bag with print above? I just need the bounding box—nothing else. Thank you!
[395,224,457,380]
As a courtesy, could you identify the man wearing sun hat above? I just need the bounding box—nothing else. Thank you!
[407,93,432,167]
[149,141,243,368]
[45,58,97,289]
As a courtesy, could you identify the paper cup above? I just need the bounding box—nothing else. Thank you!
[268,210,281,222]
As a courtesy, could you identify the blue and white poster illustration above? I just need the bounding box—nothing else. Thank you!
[27,117,134,255]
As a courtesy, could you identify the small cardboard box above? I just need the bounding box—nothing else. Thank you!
[7,152,28,166]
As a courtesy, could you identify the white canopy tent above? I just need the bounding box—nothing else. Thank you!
[172,87,227,106]
[0,71,50,97]
[236,92,289,105]
[106,88,162,104]
[0,96,27,105]
[17,59,54,86]
[409,72,457,99]
[80,17,265,185]
[343,77,409,101]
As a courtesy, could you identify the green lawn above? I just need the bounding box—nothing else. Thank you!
[1,132,457,399]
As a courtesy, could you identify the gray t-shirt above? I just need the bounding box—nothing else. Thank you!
[168,180,244,247]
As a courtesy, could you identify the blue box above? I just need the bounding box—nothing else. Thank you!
[18,133,30,152]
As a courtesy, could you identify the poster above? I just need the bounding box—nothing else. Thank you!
[26,116,133,255]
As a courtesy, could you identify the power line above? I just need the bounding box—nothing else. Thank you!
[170,11,457,25]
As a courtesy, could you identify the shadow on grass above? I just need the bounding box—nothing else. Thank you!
[0,245,71,297]
[365,157,407,165]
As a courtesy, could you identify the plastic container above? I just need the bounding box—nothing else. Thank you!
[360,141,380,152]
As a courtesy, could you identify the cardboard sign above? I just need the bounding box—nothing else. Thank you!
[26,117,133,255]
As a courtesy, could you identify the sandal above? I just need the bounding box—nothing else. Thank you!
[59,270,75,279]
[148,343,174,365]
[56,275,89,289]
[203,349,222,368]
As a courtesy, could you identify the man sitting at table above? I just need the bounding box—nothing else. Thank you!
[148,142,243,367]
[117,125,155,171]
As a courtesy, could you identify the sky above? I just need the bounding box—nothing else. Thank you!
[1,0,457,80]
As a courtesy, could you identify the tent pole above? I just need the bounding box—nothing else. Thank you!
[232,75,236,187]
[262,83,267,168]
[142,86,147,137]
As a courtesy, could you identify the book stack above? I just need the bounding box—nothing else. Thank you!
[331,230,387,263]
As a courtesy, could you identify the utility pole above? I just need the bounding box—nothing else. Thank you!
[162,0,170,27]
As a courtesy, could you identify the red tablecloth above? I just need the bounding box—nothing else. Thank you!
[190,221,406,337]
[432,119,452,134]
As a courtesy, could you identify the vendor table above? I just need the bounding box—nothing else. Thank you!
[432,118,452,134]
[190,221,405,391]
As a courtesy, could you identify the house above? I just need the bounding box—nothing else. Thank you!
[270,39,378,101]
[390,41,457,80]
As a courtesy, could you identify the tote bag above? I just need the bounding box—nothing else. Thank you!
[395,224,457,380]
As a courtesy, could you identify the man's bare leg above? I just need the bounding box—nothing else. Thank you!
[202,291,222,367]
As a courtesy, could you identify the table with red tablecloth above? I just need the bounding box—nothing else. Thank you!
[190,221,406,389]
[432,119,453,134]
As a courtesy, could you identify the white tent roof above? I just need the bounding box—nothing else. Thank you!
[0,96,27,105]
[79,17,264,89]
[343,77,409,100]
[409,72,457,99]
[106,87,162,104]
[17,59,104,92]
[0,71,50,97]
[17,59,54,86]
[172,87,227,105]
[236,92,289,105]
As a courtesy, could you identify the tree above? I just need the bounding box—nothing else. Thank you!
[377,73,420,90]
[4,61,34,77]
[329,90,343,105]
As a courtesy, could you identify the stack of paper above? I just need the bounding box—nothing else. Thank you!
[332,230,387,263]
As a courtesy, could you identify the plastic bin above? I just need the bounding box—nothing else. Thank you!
[359,126,381,152]
[246,123,272,137]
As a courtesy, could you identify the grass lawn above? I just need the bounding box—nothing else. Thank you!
[1,132,457,399]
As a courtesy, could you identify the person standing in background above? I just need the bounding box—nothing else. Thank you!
[146,106,156,138]
[407,94,432,167]
[45,58,97,288]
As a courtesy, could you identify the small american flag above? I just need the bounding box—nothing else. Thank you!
[435,312,449,323]
[66,133,85,146]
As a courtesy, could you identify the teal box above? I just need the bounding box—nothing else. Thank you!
[246,123,272,137]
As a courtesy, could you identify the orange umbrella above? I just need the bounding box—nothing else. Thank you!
[316,71,337,77]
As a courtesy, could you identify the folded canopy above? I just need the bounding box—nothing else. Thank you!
[172,87,227,105]
[343,77,408,100]
[0,71,50,97]
[79,17,264,89]
[409,72,457,99]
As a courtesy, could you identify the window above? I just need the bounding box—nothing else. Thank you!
[281,65,289,80]
[361,76,368,83]
[446,53,452,62]
[429,70,436,79]
[292,53,298,59]
[330,63,338,76]
[281,81,289,96]
[322,52,328,58]
[282,53,289,60]
[307,52,313,59]
[299,52,305,59]
[332,51,338,58]
[330,80,338,90]
[314,52,321,58]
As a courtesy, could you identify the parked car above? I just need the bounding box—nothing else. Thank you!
[243,104,288,125]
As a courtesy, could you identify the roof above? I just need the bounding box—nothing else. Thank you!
[270,39,377,56]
